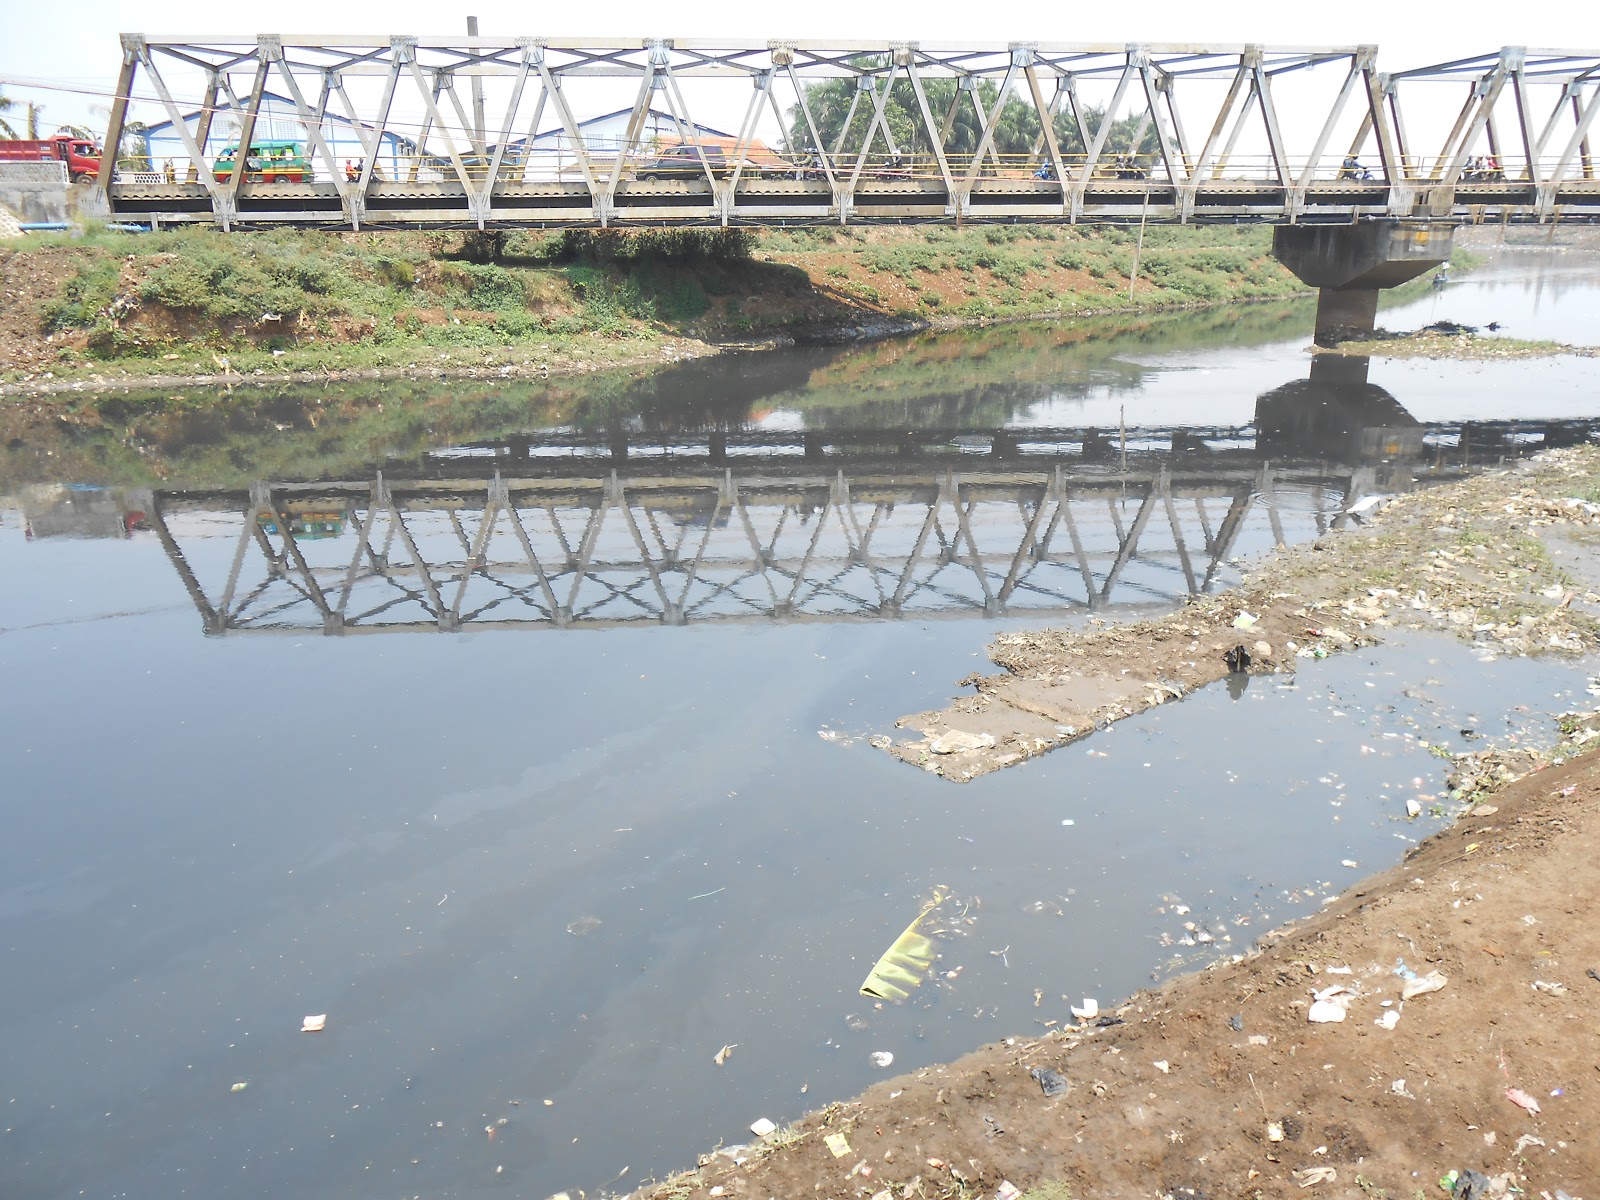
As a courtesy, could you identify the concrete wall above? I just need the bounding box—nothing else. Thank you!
[0,161,69,224]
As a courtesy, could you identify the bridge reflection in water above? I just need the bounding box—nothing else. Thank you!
[148,370,1596,636]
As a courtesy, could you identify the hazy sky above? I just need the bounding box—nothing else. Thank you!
[1,0,1591,145]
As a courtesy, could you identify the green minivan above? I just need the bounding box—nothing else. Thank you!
[213,140,309,183]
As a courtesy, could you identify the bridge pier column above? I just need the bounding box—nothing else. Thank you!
[1273,221,1454,347]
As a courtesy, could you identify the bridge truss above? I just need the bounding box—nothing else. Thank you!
[103,36,1600,228]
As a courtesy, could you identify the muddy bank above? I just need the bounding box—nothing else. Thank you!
[630,734,1600,1200]
[621,449,1600,1200]
[884,449,1600,783]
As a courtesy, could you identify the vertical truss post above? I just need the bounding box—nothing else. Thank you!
[100,37,139,209]
[1251,57,1292,188]
[1510,66,1539,183]
[1023,59,1070,213]
[1134,48,1184,190]
[905,55,960,212]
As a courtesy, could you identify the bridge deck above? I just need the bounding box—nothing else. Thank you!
[109,177,1600,227]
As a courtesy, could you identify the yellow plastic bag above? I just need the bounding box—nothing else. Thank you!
[860,891,945,1001]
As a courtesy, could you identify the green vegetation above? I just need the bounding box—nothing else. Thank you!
[7,222,1305,389]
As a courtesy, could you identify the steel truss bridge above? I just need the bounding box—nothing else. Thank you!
[102,36,1600,229]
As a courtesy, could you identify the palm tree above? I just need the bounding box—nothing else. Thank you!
[0,91,17,138]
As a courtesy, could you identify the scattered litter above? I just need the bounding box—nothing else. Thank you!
[566,916,603,937]
[1153,1060,1170,1074]
[861,892,945,1001]
[1266,1121,1285,1142]
[1030,1067,1067,1097]
[870,1051,895,1068]
[995,1183,1022,1200]
[714,1044,737,1066]
[1401,971,1448,1000]
[1374,1010,1400,1030]
[929,730,995,755]
[1229,1014,1244,1032]
[1232,612,1259,630]
[1445,1168,1493,1199]
[1406,799,1423,819]
[824,1133,852,1158]
[749,1117,777,1138]
[1340,859,1359,869]
[1069,998,1099,1021]
[1308,985,1356,1023]
[1513,1134,1546,1155]
[230,1081,249,1093]
[1391,1079,1414,1098]
[1505,1086,1542,1115]
[301,1014,327,1033]
[1293,1166,1337,1187]
[1532,980,1567,995]
[1249,1034,1270,1046]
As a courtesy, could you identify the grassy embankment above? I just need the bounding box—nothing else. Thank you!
[3,223,1329,388]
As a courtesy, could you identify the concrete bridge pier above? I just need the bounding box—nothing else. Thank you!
[1273,221,1454,346]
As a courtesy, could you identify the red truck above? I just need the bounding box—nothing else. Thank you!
[0,134,103,182]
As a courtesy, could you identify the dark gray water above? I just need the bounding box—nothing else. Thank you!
[3,251,1598,1199]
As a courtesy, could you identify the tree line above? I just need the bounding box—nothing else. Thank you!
[784,62,1160,167]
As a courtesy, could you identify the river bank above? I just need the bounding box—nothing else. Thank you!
[1,224,1313,396]
[628,447,1600,1200]
[884,448,1600,783]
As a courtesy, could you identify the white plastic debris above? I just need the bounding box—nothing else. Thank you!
[870,1051,894,1068]
[1406,798,1423,818]
[929,730,996,755]
[749,1117,777,1138]
[301,1014,327,1033]
[1401,971,1448,1000]
[1374,1010,1400,1031]
[1307,1000,1348,1023]
[1069,998,1099,1021]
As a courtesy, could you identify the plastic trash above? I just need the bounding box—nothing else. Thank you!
[301,1014,327,1033]
[1069,998,1099,1021]
[1505,1086,1542,1114]
[1229,1013,1244,1032]
[1030,1067,1067,1097]
[1448,1168,1492,1200]
[929,730,995,755]
[995,1183,1021,1200]
[824,1132,851,1157]
[1401,971,1448,1000]
[870,1051,894,1068]
[749,1117,777,1138]
[861,892,945,1001]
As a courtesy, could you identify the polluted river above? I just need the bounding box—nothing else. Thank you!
[2,249,1599,1199]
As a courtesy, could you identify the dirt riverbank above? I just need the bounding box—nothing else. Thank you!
[618,449,1600,1200]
